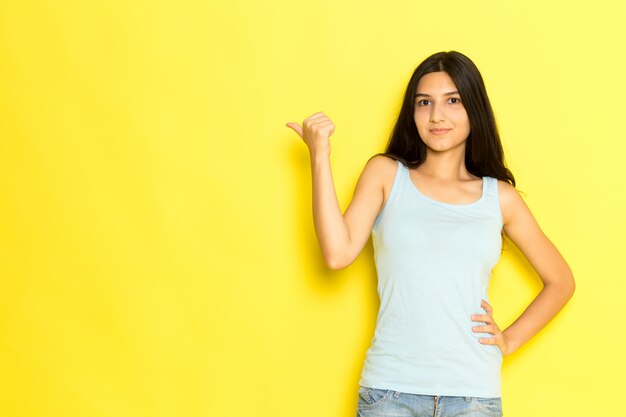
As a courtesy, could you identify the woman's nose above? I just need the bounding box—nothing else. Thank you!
[429,104,445,123]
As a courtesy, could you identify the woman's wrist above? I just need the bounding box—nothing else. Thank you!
[502,330,520,356]
[309,148,331,162]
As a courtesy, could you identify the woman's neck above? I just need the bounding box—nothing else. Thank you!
[417,148,474,181]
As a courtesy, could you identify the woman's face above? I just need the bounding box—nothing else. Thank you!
[413,71,470,154]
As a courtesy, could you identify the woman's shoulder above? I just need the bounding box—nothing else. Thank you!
[359,154,399,196]
[495,179,519,201]
[495,179,525,227]
[364,154,400,172]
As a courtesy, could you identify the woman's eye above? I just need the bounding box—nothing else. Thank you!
[416,98,461,106]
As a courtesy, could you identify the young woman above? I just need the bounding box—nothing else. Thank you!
[285,51,575,417]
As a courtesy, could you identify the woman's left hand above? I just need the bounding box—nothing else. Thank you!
[471,299,511,356]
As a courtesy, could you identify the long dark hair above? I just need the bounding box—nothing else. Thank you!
[372,51,516,187]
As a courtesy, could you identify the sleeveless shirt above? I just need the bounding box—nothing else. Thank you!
[358,159,504,398]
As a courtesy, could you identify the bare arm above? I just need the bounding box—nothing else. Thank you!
[286,112,393,269]
[474,181,576,355]
[499,181,575,353]
[308,150,351,268]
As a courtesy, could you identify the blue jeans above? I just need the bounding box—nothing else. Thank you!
[357,386,503,417]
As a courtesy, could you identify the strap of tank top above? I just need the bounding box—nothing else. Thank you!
[486,176,504,227]
[484,176,493,198]
[486,177,498,199]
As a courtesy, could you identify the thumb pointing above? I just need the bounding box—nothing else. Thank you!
[285,122,303,138]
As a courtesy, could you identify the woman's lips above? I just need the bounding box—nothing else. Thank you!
[430,129,451,135]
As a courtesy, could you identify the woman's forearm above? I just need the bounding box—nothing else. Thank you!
[309,151,350,269]
[502,277,575,355]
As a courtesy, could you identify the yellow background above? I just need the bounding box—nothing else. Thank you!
[1,1,624,416]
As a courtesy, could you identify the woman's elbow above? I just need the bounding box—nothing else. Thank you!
[567,273,576,297]
[544,269,575,301]
[560,269,576,299]
[324,251,353,270]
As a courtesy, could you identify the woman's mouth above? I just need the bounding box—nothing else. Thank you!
[430,129,451,135]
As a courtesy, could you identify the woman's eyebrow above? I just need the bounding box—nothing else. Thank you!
[415,91,460,97]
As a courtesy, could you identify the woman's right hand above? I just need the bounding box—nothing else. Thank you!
[285,112,335,155]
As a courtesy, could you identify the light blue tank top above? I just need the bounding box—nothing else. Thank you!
[358,159,504,398]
